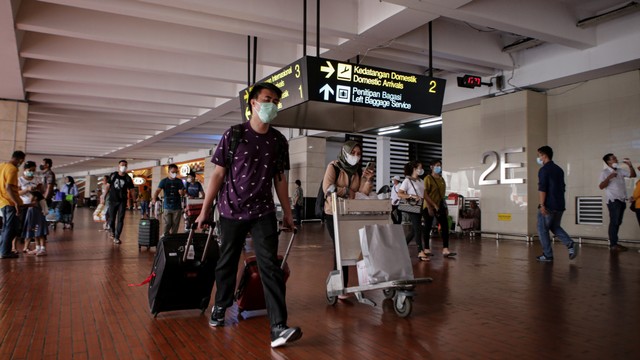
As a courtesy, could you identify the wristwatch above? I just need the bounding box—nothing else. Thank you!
[537,204,544,209]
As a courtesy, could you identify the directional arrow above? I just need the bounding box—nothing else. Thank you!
[319,84,334,101]
[320,61,335,78]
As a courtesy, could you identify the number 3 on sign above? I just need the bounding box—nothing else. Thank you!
[479,147,525,185]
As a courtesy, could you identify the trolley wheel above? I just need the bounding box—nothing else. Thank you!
[382,288,396,300]
[326,293,337,306]
[394,296,413,318]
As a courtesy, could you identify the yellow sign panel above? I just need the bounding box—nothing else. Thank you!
[498,213,512,221]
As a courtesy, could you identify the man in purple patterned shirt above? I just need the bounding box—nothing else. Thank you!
[196,82,301,348]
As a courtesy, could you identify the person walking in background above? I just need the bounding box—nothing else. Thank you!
[138,185,151,218]
[195,82,302,348]
[23,191,49,256]
[321,140,374,296]
[390,175,402,224]
[105,160,134,244]
[185,171,205,199]
[398,161,429,261]
[534,146,577,262]
[293,179,303,225]
[14,161,39,253]
[152,164,185,237]
[60,176,78,229]
[422,159,457,259]
[598,153,636,251]
[39,158,55,207]
[0,151,26,259]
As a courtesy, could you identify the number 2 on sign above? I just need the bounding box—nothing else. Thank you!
[479,147,526,185]
[429,80,437,93]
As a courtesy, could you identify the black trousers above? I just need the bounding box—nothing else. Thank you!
[214,212,287,328]
[107,201,127,239]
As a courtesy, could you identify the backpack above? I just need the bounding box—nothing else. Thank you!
[314,164,340,218]
[226,123,288,180]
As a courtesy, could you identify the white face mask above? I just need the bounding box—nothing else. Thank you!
[119,166,127,173]
[536,157,544,165]
[417,168,424,176]
[343,149,360,166]
[169,172,177,179]
[611,162,618,169]
[254,102,278,124]
[186,177,193,183]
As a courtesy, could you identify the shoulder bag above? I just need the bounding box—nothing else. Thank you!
[398,179,422,214]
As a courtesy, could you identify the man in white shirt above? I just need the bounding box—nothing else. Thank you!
[598,153,636,251]
[390,175,402,224]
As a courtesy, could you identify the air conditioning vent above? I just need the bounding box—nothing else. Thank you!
[576,196,603,225]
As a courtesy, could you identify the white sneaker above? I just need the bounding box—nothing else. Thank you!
[36,250,47,256]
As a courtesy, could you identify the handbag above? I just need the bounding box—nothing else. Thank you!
[397,179,423,214]
[398,200,422,214]
[631,201,637,213]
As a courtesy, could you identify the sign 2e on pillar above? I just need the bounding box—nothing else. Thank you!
[479,147,526,185]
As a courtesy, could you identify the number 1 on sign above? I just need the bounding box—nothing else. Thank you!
[298,85,304,99]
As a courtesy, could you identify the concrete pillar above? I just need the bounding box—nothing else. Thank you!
[0,100,28,160]
[151,165,169,193]
[288,136,326,218]
[443,90,547,238]
[376,136,391,192]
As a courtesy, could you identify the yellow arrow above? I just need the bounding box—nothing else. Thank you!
[320,61,335,78]
[245,107,251,120]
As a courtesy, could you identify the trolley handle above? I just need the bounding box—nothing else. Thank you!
[182,220,216,263]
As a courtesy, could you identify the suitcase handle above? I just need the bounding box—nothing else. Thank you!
[279,228,297,270]
[182,220,216,263]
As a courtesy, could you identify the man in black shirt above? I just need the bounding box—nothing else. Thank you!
[105,160,134,244]
[535,146,576,262]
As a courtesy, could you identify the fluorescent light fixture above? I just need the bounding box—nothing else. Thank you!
[378,129,401,135]
[420,116,442,124]
[502,37,544,53]
[419,121,442,128]
[577,1,639,28]
[378,125,400,132]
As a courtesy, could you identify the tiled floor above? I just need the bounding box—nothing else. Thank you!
[0,208,638,359]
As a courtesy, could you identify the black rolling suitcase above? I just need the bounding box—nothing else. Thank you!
[138,218,160,250]
[148,223,219,317]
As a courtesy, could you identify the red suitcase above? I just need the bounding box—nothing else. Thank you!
[234,230,296,316]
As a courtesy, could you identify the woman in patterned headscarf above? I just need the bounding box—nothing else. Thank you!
[322,140,374,299]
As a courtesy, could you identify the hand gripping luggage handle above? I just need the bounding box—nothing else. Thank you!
[279,228,297,270]
[182,220,216,263]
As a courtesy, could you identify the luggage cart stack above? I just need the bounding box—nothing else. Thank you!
[325,192,432,317]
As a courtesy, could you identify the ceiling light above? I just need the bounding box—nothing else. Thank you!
[502,37,544,53]
[378,129,401,135]
[378,125,400,132]
[420,116,442,124]
[577,1,640,28]
[419,121,442,128]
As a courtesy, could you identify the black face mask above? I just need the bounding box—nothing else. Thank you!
[39,165,45,171]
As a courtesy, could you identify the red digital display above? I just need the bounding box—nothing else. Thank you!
[457,74,483,88]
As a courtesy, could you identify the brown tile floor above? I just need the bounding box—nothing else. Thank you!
[1,208,639,359]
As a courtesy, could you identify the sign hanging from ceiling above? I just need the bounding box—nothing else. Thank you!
[240,56,446,121]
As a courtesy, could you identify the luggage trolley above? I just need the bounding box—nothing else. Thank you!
[325,192,432,317]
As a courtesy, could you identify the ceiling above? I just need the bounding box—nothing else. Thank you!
[1,0,639,176]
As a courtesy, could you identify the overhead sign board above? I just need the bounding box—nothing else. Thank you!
[239,56,445,121]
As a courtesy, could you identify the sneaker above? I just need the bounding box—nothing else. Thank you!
[536,254,553,262]
[27,249,38,255]
[36,250,47,256]
[0,252,19,259]
[270,324,302,348]
[568,245,577,260]
[113,238,122,244]
[209,306,225,327]
[610,244,628,252]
